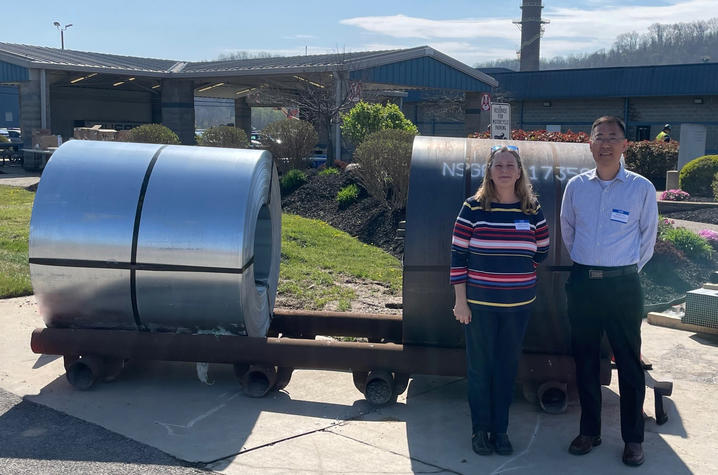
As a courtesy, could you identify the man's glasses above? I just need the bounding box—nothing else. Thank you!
[592,136,625,144]
[491,145,519,152]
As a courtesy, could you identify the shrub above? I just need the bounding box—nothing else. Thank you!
[624,141,679,189]
[712,172,718,201]
[353,129,416,210]
[336,184,360,208]
[652,238,686,264]
[469,129,589,142]
[198,126,249,148]
[660,189,691,201]
[280,169,308,195]
[661,227,713,261]
[679,155,718,197]
[319,167,339,176]
[657,216,675,238]
[698,229,718,250]
[341,101,418,147]
[126,124,180,144]
[262,119,318,173]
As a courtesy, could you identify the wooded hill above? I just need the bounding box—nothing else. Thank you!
[478,18,718,70]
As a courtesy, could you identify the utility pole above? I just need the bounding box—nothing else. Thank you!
[53,21,73,50]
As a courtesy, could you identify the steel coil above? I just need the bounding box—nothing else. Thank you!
[403,137,595,353]
[29,140,281,336]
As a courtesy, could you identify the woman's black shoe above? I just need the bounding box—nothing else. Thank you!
[492,433,514,455]
[472,431,493,455]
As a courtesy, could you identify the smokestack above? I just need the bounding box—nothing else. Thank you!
[518,0,546,71]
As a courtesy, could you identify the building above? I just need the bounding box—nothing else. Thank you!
[473,62,718,153]
[0,42,495,159]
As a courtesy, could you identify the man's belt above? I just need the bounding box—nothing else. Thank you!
[572,263,638,279]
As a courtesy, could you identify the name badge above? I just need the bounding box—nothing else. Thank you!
[610,209,629,223]
[514,219,530,231]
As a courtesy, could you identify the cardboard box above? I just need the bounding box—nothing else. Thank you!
[37,135,60,149]
[31,129,52,147]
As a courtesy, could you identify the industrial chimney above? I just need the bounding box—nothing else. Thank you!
[516,0,549,71]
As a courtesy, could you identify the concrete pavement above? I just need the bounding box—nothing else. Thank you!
[1,295,718,474]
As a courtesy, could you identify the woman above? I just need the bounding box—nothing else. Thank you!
[450,144,549,456]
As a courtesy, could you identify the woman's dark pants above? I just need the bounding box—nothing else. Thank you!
[566,271,645,443]
[465,306,531,435]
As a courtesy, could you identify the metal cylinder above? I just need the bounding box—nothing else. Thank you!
[403,137,595,353]
[29,140,281,336]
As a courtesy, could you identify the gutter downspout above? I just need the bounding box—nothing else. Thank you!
[40,69,47,129]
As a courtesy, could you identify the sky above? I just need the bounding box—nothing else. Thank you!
[1,0,715,66]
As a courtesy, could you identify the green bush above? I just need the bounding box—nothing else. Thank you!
[280,169,308,195]
[198,126,249,148]
[712,172,718,201]
[126,124,180,144]
[262,119,318,173]
[623,141,679,189]
[319,167,339,176]
[353,129,416,210]
[679,155,718,197]
[661,227,713,261]
[336,184,360,208]
[341,101,419,147]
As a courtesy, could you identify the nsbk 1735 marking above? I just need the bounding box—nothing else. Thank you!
[441,163,591,182]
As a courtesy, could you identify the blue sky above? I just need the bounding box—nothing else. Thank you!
[1,1,714,65]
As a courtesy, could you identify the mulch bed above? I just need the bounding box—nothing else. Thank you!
[282,171,718,306]
[662,206,718,225]
[281,170,405,258]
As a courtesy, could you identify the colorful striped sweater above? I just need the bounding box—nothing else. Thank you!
[450,198,550,311]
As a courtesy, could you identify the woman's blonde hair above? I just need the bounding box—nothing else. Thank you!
[473,145,538,214]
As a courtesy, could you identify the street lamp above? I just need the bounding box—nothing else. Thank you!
[52,21,73,50]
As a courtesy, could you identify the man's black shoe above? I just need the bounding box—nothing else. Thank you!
[622,443,645,466]
[472,431,493,456]
[568,434,602,455]
[491,433,514,456]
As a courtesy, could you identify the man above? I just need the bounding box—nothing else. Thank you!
[560,116,658,467]
[655,124,671,142]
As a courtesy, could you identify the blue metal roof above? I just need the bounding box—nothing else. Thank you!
[351,56,492,92]
[487,62,718,99]
[0,60,29,83]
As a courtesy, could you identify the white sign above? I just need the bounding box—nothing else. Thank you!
[480,93,491,111]
[677,124,707,170]
[490,103,511,140]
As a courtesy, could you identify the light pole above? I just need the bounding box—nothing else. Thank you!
[52,21,72,50]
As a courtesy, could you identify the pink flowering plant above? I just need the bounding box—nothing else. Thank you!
[698,229,718,250]
[660,189,691,201]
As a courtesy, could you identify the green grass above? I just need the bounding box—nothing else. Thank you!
[0,186,403,310]
[0,186,34,298]
[279,213,402,310]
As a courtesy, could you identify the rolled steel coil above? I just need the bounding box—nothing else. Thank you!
[29,140,281,337]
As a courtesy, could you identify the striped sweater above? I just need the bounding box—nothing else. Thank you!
[450,198,550,311]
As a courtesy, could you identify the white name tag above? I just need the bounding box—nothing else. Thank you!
[514,219,530,231]
[610,209,629,223]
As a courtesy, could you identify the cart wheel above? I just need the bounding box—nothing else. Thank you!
[364,370,396,406]
[352,370,368,392]
[393,373,410,397]
[236,364,277,398]
[102,358,126,382]
[274,367,294,391]
[66,355,105,390]
[63,355,79,372]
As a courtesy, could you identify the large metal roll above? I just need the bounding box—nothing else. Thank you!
[403,137,595,353]
[29,140,281,337]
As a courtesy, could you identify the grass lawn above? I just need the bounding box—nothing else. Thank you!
[0,186,33,298]
[0,185,402,310]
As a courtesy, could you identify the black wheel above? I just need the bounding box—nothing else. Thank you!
[274,367,294,391]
